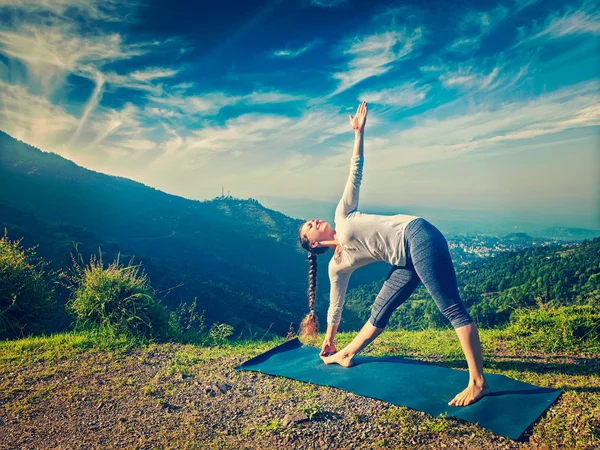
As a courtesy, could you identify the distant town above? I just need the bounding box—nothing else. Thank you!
[446,233,576,266]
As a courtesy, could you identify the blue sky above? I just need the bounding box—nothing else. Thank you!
[0,0,598,228]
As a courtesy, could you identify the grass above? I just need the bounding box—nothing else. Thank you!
[1,326,599,449]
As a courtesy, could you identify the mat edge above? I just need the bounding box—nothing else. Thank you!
[234,337,304,370]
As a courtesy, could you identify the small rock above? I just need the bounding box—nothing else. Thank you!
[215,382,232,393]
[283,412,309,427]
[204,387,216,397]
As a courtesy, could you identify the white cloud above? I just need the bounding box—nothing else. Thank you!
[426,51,531,95]
[0,79,77,151]
[439,65,502,91]
[0,21,147,90]
[245,91,305,104]
[81,102,146,151]
[186,114,292,153]
[144,103,369,182]
[516,3,600,46]
[272,40,319,58]
[0,0,131,22]
[366,81,600,172]
[128,67,181,82]
[308,0,347,7]
[117,138,156,152]
[448,37,481,52]
[359,81,431,107]
[0,0,189,151]
[447,5,509,53]
[160,124,184,155]
[146,107,183,119]
[329,27,424,97]
[532,7,600,38]
[147,90,304,116]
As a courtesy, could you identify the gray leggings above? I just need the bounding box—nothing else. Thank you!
[369,218,474,329]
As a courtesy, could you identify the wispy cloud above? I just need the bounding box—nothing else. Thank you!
[0,79,77,149]
[0,0,132,22]
[516,2,600,46]
[147,90,305,116]
[366,81,600,171]
[448,5,509,53]
[0,20,147,89]
[423,51,531,95]
[308,0,347,7]
[359,81,431,108]
[0,0,196,161]
[440,65,502,91]
[272,40,319,58]
[146,107,184,119]
[81,103,149,152]
[329,27,424,97]
[185,114,292,153]
[0,17,185,94]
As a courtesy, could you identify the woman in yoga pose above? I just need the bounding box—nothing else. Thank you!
[297,102,491,407]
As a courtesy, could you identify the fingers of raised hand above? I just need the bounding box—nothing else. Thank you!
[357,101,367,116]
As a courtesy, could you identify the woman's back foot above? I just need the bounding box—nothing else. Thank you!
[448,379,491,406]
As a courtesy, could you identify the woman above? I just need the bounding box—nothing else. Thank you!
[297,102,491,407]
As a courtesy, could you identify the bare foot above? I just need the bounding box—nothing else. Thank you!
[448,379,491,406]
[320,350,355,367]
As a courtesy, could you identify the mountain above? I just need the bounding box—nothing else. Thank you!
[0,131,378,337]
[3,130,597,337]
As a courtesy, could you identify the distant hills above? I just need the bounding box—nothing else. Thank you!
[2,129,598,337]
[0,131,346,337]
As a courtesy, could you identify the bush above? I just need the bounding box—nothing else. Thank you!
[59,245,171,341]
[208,322,234,345]
[507,304,600,352]
[0,229,56,339]
[167,297,208,344]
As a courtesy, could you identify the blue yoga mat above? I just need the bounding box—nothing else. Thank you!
[235,338,563,440]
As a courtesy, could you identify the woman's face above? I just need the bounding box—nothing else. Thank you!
[301,218,332,248]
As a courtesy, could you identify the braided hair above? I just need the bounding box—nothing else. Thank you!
[297,222,343,342]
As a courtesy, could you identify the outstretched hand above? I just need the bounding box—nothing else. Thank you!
[349,101,368,131]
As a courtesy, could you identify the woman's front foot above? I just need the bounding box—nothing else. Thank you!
[448,378,491,406]
[321,349,355,367]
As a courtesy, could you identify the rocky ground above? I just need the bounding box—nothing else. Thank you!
[1,339,598,449]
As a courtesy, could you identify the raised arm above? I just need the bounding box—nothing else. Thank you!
[349,101,367,158]
[335,102,368,219]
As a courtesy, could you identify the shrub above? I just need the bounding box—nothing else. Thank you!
[167,297,208,344]
[0,229,56,339]
[507,304,600,352]
[59,245,170,340]
[208,322,234,345]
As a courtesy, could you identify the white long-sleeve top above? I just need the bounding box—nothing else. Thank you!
[327,155,422,326]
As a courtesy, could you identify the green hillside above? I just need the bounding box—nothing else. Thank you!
[0,131,344,337]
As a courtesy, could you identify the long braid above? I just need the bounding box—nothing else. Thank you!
[297,221,333,343]
[308,251,317,312]
[299,251,319,342]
